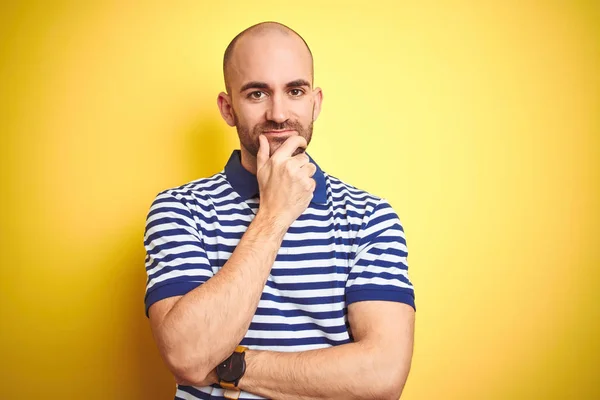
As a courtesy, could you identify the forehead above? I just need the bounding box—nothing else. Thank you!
[229,33,313,90]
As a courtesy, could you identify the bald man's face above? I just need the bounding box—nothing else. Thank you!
[218,31,322,163]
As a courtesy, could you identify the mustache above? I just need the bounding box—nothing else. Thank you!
[257,120,303,132]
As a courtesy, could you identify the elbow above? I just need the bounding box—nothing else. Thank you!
[377,380,406,400]
[164,351,213,386]
[369,378,406,400]
[370,363,411,400]
[172,365,209,387]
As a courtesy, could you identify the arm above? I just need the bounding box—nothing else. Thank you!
[148,213,286,384]
[235,198,416,399]
[147,136,317,384]
[238,301,415,400]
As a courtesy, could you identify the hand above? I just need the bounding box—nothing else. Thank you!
[255,135,317,228]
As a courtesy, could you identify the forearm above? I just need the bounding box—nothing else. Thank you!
[239,342,408,400]
[157,212,287,380]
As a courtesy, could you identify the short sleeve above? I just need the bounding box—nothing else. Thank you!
[346,199,415,310]
[143,191,214,316]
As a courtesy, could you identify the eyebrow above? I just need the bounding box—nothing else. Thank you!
[240,81,270,93]
[239,79,311,93]
[286,79,311,88]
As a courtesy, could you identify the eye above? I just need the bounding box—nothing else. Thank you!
[248,91,266,100]
[289,88,304,97]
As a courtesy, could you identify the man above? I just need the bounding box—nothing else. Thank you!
[144,21,415,400]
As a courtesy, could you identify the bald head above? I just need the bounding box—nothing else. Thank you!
[223,22,314,93]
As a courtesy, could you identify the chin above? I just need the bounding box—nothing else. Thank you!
[262,133,310,156]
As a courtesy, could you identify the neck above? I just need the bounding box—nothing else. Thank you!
[239,147,258,175]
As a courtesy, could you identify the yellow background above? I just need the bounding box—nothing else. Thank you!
[1,1,598,399]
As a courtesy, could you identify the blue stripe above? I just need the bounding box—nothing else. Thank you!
[248,321,348,334]
[346,286,415,310]
[296,209,363,221]
[265,279,343,291]
[146,240,202,257]
[260,292,344,305]
[368,245,408,257]
[353,257,408,270]
[287,223,359,234]
[348,270,412,286]
[270,266,350,276]
[275,251,346,262]
[147,261,211,279]
[254,306,345,320]
[240,336,351,347]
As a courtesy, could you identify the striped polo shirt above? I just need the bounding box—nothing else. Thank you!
[144,150,415,400]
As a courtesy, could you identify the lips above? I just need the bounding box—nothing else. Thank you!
[263,130,295,135]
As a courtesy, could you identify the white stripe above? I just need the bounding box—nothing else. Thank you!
[257,299,345,313]
[347,276,413,289]
[244,328,349,340]
[251,313,345,327]
[262,286,345,298]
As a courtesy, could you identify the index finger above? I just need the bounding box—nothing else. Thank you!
[256,135,270,172]
[272,136,308,160]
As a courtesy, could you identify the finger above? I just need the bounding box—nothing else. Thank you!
[257,135,270,171]
[307,177,317,192]
[301,162,317,178]
[289,152,310,169]
[272,136,308,160]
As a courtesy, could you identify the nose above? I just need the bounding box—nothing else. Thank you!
[265,93,289,123]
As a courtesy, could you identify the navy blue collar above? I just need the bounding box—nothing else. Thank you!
[224,150,327,204]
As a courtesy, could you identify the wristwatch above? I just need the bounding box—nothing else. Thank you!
[217,345,247,400]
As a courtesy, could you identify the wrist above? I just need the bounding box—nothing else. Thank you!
[253,210,289,238]
[237,349,255,390]
[207,369,219,385]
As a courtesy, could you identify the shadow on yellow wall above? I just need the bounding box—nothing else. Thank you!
[129,117,233,398]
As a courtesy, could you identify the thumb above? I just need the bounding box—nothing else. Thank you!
[257,135,269,172]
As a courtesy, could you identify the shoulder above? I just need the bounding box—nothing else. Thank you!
[324,173,388,211]
[146,172,233,218]
[159,172,229,202]
[324,173,403,236]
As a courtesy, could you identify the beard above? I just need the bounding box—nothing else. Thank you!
[233,108,314,157]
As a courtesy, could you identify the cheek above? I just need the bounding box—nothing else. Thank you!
[237,104,265,126]
[284,98,305,113]
[294,102,315,122]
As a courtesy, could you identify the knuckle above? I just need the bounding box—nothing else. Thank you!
[285,160,295,173]
[272,156,283,167]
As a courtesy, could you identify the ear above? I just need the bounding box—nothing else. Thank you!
[217,92,236,127]
[311,88,323,122]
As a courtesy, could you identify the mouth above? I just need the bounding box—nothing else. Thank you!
[263,129,296,136]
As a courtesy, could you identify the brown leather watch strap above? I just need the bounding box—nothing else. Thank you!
[234,345,247,354]
[223,388,241,400]
[220,381,237,390]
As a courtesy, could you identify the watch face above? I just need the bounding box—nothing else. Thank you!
[217,353,245,382]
